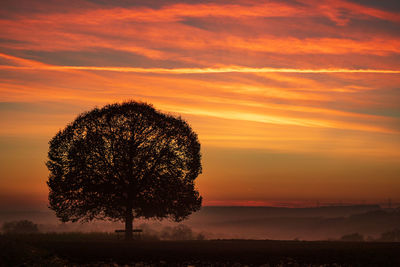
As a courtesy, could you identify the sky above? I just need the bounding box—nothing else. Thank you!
[0,0,399,210]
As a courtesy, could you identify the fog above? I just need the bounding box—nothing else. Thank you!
[1,205,399,241]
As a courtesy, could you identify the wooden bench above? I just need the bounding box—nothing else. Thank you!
[115,229,143,239]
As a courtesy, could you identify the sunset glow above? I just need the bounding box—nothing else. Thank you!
[0,0,399,209]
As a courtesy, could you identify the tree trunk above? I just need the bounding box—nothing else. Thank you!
[125,203,133,241]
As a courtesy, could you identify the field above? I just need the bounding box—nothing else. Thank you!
[1,233,400,266]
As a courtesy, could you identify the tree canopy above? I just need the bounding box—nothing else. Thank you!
[46,101,202,239]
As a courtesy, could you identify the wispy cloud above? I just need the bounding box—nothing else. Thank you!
[1,0,400,205]
[1,57,399,74]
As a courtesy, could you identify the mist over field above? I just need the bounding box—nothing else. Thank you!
[1,205,399,241]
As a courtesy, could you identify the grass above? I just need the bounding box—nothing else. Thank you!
[1,233,400,266]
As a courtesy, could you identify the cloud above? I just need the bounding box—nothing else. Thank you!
[1,0,400,68]
[1,0,400,206]
[1,53,399,74]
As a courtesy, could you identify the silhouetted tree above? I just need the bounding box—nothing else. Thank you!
[161,224,194,240]
[2,220,39,234]
[340,232,364,242]
[379,228,400,242]
[47,101,202,240]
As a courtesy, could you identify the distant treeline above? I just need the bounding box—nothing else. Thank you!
[1,205,399,241]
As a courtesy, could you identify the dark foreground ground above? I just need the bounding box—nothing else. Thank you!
[1,234,399,266]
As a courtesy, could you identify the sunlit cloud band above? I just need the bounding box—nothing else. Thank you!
[1,65,400,74]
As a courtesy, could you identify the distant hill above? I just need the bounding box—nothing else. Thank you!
[185,206,399,240]
[189,205,381,222]
[0,205,381,224]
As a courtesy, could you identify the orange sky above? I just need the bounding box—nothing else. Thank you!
[0,0,399,209]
